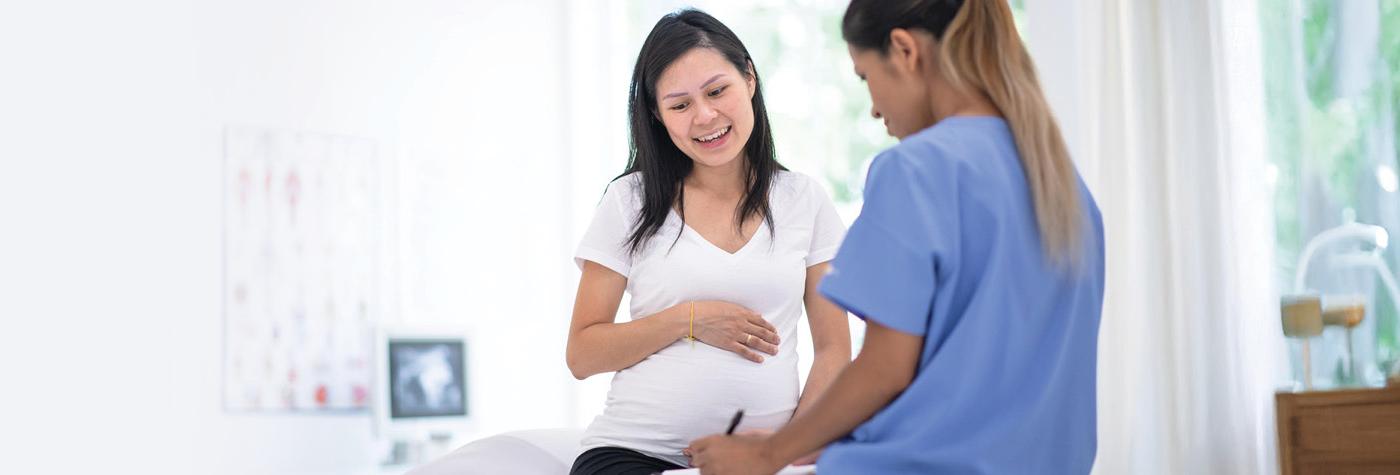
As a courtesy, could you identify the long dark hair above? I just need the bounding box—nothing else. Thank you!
[619,9,784,255]
[843,0,1083,266]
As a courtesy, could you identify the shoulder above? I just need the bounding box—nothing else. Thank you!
[892,117,1011,169]
[770,170,830,207]
[610,171,643,191]
[771,169,810,193]
[858,135,964,227]
[865,144,945,192]
[602,172,645,210]
[866,118,1017,191]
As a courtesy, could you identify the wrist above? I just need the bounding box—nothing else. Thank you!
[758,436,787,470]
[673,301,695,341]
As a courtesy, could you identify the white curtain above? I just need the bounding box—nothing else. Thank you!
[1058,0,1283,473]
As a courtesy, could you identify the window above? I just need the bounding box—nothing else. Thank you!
[1260,0,1400,385]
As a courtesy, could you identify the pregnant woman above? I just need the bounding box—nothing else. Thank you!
[565,9,851,475]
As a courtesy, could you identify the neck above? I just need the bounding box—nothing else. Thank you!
[928,86,1001,123]
[686,156,748,198]
[922,65,1001,122]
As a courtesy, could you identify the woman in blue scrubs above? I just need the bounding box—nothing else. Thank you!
[689,0,1105,473]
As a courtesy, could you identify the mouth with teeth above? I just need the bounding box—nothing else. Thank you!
[692,126,732,149]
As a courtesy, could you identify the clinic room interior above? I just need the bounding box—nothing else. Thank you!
[4,0,1400,474]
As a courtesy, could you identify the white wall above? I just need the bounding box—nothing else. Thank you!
[0,1,574,473]
[1023,0,1094,181]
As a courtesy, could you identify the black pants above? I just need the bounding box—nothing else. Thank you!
[570,446,686,475]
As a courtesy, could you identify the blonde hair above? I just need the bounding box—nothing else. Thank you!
[940,0,1082,266]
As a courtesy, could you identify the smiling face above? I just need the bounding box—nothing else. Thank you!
[653,47,756,168]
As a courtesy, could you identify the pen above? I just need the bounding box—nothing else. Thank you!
[724,409,744,435]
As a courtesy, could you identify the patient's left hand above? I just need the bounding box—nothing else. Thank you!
[688,432,785,475]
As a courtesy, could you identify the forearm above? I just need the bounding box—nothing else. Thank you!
[566,303,688,379]
[793,350,849,418]
[794,262,851,418]
[764,353,910,465]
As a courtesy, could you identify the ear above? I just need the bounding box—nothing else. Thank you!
[887,28,923,76]
[745,60,757,99]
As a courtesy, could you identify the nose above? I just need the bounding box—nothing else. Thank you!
[694,99,719,124]
[870,105,881,119]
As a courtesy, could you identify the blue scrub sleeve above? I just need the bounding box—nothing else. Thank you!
[818,152,943,336]
[819,219,934,336]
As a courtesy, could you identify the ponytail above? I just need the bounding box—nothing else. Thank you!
[843,0,1084,268]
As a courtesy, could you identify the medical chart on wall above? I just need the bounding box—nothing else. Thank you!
[222,126,381,412]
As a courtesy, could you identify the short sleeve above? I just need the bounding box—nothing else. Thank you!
[574,178,637,277]
[818,153,943,336]
[806,177,846,266]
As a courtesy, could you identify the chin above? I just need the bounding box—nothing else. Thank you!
[890,122,919,140]
[693,152,742,168]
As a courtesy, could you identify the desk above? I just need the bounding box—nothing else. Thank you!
[1276,385,1400,474]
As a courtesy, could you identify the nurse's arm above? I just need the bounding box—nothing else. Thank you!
[793,262,852,418]
[761,319,921,466]
[566,260,690,379]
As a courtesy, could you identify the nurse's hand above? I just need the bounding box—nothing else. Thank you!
[731,429,818,465]
[683,429,770,460]
[692,301,780,362]
[688,432,784,475]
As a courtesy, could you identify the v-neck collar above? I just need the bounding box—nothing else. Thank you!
[670,211,766,257]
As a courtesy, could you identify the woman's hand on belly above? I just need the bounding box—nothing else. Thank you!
[692,300,782,362]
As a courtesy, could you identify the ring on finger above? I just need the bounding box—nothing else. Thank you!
[745,334,753,346]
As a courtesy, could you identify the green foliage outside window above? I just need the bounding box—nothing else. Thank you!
[1259,0,1400,375]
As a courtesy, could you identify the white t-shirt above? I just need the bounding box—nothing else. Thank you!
[573,170,846,465]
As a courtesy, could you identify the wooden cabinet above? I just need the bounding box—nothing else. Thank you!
[1276,386,1400,474]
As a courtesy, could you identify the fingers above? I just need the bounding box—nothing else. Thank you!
[746,322,781,347]
[740,310,780,350]
[743,329,780,356]
[729,341,764,363]
[705,303,781,359]
[689,436,712,454]
[744,311,777,334]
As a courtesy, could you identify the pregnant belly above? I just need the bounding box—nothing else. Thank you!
[588,341,800,452]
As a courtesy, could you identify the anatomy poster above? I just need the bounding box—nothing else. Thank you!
[223,126,381,412]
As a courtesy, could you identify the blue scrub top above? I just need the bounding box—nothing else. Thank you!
[817,117,1105,474]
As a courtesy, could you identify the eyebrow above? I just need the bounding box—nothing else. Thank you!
[662,74,726,100]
